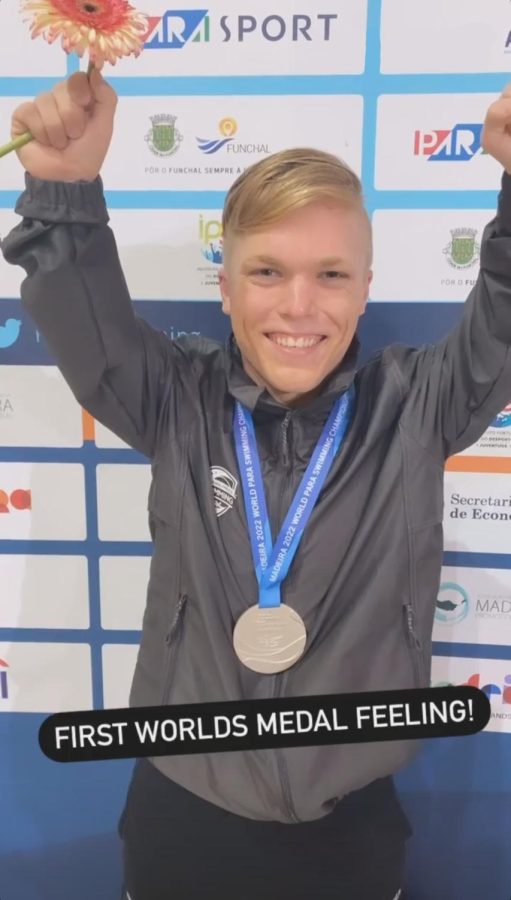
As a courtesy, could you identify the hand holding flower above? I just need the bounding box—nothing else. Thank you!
[10,68,118,181]
[0,0,148,160]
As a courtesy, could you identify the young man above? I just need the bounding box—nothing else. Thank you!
[3,71,511,900]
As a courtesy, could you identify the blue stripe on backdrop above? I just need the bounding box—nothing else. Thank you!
[0,298,473,364]
[0,189,503,210]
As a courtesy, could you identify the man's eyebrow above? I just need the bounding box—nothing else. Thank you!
[242,255,350,267]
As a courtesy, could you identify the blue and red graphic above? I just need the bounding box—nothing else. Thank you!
[414,124,485,161]
[0,658,9,700]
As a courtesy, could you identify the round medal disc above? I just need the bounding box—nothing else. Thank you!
[233,603,307,674]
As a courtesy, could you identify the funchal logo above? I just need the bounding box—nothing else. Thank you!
[211,466,238,517]
[196,117,238,154]
[435,582,470,625]
[145,114,184,157]
[491,402,511,429]
[443,228,480,269]
[197,117,270,156]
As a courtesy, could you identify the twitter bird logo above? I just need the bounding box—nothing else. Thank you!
[0,318,22,349]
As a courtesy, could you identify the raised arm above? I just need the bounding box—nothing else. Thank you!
[0,71,187,460]
[393,84,511,458]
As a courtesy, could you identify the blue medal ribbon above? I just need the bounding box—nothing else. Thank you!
[233,386,354,609]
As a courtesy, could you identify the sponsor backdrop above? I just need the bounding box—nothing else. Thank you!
[0,1,511,898]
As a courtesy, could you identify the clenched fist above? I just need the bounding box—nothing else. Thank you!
[482,83,511,175]
[10,69,118,183]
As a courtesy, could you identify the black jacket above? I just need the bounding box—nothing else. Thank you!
[2,172,511,822]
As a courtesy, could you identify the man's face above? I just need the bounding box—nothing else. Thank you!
[219,200,373,406]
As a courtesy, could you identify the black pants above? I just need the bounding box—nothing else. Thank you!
[119,758,412,900]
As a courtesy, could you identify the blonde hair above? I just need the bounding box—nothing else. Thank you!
[222,147,372,267]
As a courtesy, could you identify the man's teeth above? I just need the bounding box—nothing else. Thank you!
[270,335,323,348]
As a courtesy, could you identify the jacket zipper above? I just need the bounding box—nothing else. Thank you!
[272,674,301,822]
[161,593,188,704]
[276,410,292,525]
[272,411,301,823]
[403,601,423,686]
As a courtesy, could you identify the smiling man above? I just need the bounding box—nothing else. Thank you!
[3,70,511,900]
[219,156,373,407]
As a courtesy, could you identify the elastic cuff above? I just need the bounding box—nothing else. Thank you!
[14,172,109,225]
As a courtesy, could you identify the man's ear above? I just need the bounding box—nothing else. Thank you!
[219,268,231,315]
[361,270,373,315]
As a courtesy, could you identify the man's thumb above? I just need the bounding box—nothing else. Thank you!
[88,67,118,117]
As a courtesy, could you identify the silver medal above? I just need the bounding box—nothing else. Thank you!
[233,603,307,674]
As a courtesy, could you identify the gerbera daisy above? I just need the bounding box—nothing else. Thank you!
[21,0,149,68]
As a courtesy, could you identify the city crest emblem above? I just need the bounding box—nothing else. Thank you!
[443,228,480,269]
[145,114,183,157]
[211,466,238,517]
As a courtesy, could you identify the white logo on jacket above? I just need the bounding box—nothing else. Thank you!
[211,466,238,517]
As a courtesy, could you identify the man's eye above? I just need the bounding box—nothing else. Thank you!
[322,271,348,279]
[252,268,277,277]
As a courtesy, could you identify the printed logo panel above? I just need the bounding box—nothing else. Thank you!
[0,366,83,447]
[0,555,89,629]
[96,464,152,542]
[370,210,488,302]
[375,94,502,190]
[107,209,224,302]
[87,0,367,77]
[101,95,363,191]
[381,0,511,74]
[99,556,150,630]
[94,421,131,449]
[443,471,511,554]
[433,566,511,646]
[0,643,92,713]
[0,463,86,541]
[0,6,66,77]
[456,403,511,458]
[431,656,511,734]
[102,644,139,710]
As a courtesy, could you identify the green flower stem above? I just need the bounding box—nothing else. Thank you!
[0,58,95,159]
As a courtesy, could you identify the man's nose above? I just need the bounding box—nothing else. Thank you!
[280,278,316,317]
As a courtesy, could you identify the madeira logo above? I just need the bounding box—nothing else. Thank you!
[211,466,238,517]
[435,582,470,625]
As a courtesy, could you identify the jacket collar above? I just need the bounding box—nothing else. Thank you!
[224,332,360,418]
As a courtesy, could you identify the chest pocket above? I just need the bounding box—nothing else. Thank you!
[401,429,445,531]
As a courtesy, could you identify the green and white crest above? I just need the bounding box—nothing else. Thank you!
[443,228,479,269]
[145,114,183,157]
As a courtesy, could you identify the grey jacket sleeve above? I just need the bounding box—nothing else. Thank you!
[396,170,511,459]
[0,173,187,460]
